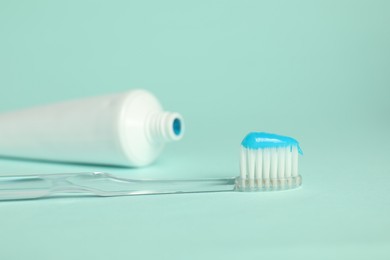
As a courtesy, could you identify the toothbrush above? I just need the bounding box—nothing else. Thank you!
[0,132,302,201]
[238,132,303,190]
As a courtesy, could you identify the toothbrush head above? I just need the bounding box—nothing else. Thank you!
[237,132,303,191]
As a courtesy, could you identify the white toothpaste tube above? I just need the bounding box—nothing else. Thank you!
[0,89,184,167]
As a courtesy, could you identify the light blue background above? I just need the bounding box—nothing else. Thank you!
[0,0,389,259]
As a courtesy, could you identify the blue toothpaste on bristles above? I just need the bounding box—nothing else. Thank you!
[237,132,303,191]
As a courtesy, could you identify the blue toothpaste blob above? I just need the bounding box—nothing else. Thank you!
[241,132,303,155]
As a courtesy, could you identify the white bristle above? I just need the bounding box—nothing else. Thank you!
[263,148,271,180]
[239,146,301,190]
[248,148,256,188]
[278,147,286,180]
[292,146,298,177]
[240,147,247,180]
[255,149,263,181]
[285,147,292,178]
[270,148,278,181]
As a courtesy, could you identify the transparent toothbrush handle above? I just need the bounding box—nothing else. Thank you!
[0,172,236,201]
[0,173,96,200]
